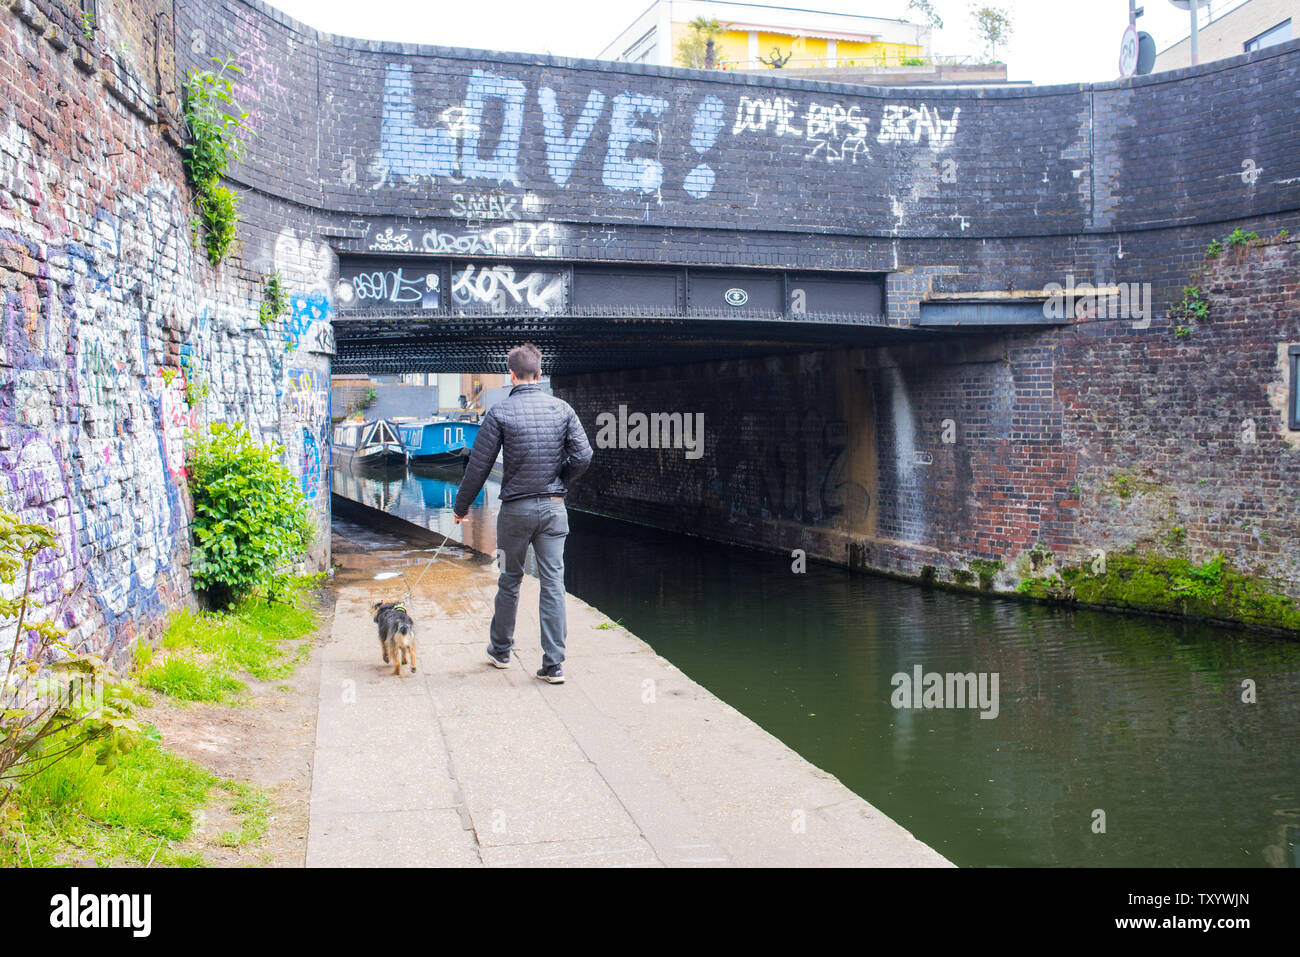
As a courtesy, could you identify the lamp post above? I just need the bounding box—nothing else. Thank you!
[1169,0,1206,65]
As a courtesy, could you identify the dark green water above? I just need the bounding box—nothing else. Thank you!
[337,467,1300,867]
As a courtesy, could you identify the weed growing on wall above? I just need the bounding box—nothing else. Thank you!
[182,57,251,266]
[184,375,209,408]
[258,270,288,326]
[186,424,313,607]
[1170,285,1210,323]
[0,512,144,830]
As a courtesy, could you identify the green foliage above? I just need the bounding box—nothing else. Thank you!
[1020,552,1300,633]
[138,658,243,703]
[1171,285,1210,323]
[970,4,1013,62]
[1225,228,1259,248]
[258,271,288,326]
[1166,525,1188,547]
[968,559,1003,590]
[184,375,209,409]
[0,512,143,830]
[1171,553,1225,602]
[346,387,378,417]
[901,56,928,66]
[160,367,178,387]
[186,423,313,606]
[1,732,213,866]
[677,17,725,69]
[183,57,251,266]
[1175,325,1192,339]
[1205,238,1223,258]
[141,589,319,704]
[596,618,623,631]
[215,779,269,847]
[80,10,95,41]
[193,184,240,267]
[908,0,944,30]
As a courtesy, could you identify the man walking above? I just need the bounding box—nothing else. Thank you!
[453,344,593,684]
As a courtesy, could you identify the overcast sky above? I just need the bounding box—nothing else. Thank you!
[263,0,1250,87]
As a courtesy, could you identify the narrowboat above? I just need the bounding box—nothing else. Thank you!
[399,418,481,467]
[332,419,407,469]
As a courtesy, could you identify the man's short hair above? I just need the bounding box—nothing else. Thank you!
[508,343,542,380]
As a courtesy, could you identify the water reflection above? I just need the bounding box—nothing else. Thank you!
[559,511,1300,868]
[331,462,502,556]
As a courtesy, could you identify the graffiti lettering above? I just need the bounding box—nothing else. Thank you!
[877,104,961,151]
[804,102,870,164]
[450,189,519,223]
[539,87,606,188]
[450,265,564,313]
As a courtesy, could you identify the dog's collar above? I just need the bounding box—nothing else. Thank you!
[393,602,407,612]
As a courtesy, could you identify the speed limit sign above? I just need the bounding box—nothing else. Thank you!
[1119,24,1139,77]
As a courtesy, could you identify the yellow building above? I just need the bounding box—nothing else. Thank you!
[598,0,931,70]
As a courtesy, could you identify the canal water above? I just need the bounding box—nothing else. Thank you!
[334,464,1300,868]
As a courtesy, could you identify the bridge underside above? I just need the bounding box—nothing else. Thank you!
[329,258,1069,375]
[331,313,941,375]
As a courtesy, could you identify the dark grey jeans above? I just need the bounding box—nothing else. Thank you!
[488,496,570,669]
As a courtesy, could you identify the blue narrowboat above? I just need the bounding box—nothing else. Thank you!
[399,418,481,466]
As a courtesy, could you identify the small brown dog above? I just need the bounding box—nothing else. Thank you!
[372,601,417,676]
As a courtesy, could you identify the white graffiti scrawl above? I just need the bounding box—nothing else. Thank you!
[877,104,962,151]
[451,265,564,313]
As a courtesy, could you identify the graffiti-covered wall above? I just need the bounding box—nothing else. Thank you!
[0,0,333,658]
[171,0,1300,313]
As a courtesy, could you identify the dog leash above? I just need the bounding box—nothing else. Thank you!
[395,532,453,605]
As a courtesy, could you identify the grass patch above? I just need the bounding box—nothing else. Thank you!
[0,729,276,867]
[138,580,320,703]
[139,658,245,703]
[214,780,270,848]
[0,730,215,867]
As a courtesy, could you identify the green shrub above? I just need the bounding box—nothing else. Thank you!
[186,423,313,606]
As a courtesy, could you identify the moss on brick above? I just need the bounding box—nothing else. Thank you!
[1018,553,1300,633]
[968,559,1003,591]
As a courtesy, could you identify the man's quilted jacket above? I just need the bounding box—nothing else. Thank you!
[453,383,593,517]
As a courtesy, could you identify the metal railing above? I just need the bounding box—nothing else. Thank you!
[717,53,981,70]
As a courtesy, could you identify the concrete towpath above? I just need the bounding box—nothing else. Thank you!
[307,519,951,867]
